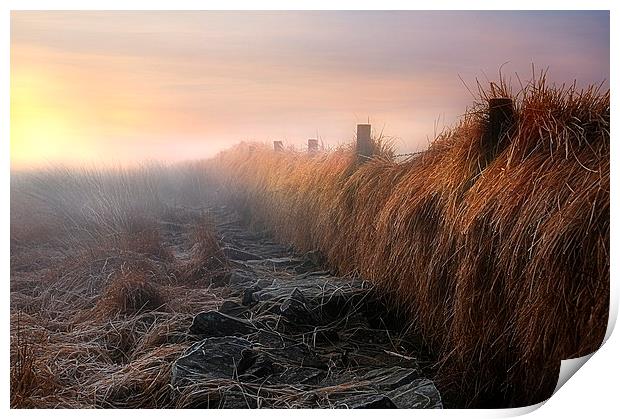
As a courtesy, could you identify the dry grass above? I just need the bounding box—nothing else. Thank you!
[211,76,609,407]
[175,218,229,286]
[96,271,167,317]
[10,164,228,408]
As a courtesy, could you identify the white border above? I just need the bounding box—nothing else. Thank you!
[2,2,616,418]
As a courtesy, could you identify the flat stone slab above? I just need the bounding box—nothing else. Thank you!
[387,379,443,409]
[171,336,252,387]
[189,311,256,337]
[221,246,262,261]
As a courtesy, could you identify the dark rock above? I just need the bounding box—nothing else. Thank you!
[256,278,274,289]
[360,367,420,390]
[247,256,305,269]
[303,250,326,267]
[219,393,259,409]
[228,269,256,286]
[222,246,261,261]
[337,394,397,409]
[237,350,278,380]
[294,270,331,280]
[301,328,340,345]
[218,300,248,317]
[317,371,440,409]
[242,286,260,306]
[278,366,325,385]
[279,288,321,326]
[254,330,327,370]
[387,378,443,408]
[189,311,255,337]
[171,336,252,387]
[341,346,419,369]
[345,325,393,345]
[294,261,318,274]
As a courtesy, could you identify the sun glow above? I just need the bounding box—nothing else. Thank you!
[10,11,609,169]
[11,70,95,169]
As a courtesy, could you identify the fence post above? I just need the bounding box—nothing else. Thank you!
[273,140,284,152]
[308,139,318,154]
[356,124,372,162]
[485,98,514,162]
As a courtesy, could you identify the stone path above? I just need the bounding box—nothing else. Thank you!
[168,206,443,409]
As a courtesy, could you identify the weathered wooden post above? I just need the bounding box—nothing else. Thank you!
[273,140,284,152]
[485,98,514,162]
[308,139,318,154]
[356,123,372,162]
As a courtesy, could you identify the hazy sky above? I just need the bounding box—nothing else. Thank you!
[10,11,609,168]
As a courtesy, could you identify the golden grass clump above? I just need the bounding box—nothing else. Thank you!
[211,76,609,407]
[96,271,167,317]
[176,218,229,285]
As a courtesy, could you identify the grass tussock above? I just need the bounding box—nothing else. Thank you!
[10,163,228,408]
[176,218,229,285]
[97,271,167,317]
[211,76,609,407]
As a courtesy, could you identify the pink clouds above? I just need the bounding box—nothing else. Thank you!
[11,11,609,168]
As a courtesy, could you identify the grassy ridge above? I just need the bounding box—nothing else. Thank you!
[213,78,610,406]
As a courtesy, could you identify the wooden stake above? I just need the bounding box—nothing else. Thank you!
[308,139,318,153]
[356,124,372,162]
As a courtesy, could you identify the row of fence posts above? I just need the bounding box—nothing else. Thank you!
[272,139,318,153]
[268,98,514,161]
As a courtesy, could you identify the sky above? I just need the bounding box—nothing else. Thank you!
[10,11,610,169]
